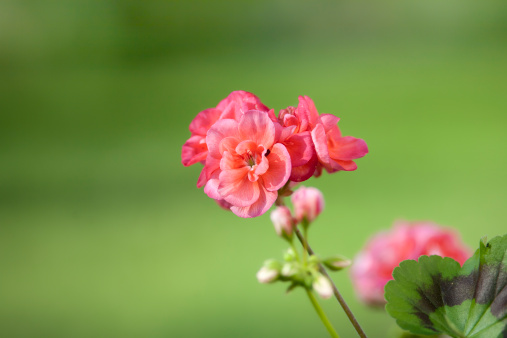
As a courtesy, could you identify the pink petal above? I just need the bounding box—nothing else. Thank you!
[218,168,260,207]
[204,169,222,200]
[279,126,296,143]
[206,119,240,158]
[298,96,320,128]
[220,150,244,171]
[325,159,358,172]
[219,137,240,156]
[239,111,275,149]
[189,108,222,135]
[182,135,207,166]
[273,120,284,143]
[216,91,270,120]
[218,101,237,120]
[204,154,220,180]
[311,123,330,164]
[196,166,207,188]
[336,160,358,171]
[253,147,269,177]
[266,108,278,123]
[320,114,341,135]
[289,155,318,182]
[328,136,368,161]
[262,143,291,192]
[235,140,259,155]
[283,131,315,167]
[230,185,277,218]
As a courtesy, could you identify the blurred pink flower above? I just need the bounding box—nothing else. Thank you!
[204,110,291,218]
[291,186,324,223]
[350,221,472,306]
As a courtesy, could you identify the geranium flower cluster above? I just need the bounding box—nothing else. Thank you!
[182,91,368,218]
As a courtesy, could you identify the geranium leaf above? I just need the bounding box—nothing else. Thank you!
[385,234,507,337]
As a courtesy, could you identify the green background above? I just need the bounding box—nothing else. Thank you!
[2,1,507,337]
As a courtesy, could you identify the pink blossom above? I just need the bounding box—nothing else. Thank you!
[291,186,324,223]
[181,91,271,187]
[296,96,369,174]
[203,110,291,218]
[350,221,472,306]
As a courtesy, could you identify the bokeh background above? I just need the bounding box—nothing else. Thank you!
[2,1,507,337]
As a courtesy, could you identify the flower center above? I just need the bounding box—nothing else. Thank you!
[247,155,256,168]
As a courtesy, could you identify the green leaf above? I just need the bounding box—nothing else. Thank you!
[385,234,507,337]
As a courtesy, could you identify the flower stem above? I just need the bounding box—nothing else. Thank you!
[295,228,367,338]
[302,220,309,264]
[306,289,340,338]
[290,241,301,261]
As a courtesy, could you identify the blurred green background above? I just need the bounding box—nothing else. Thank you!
[2,1,507,337]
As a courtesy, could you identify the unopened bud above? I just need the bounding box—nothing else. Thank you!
[283,247,297,262]
[323,255,352,271]
[256,260,280,284]
[291,186,324,224]
[281,262,298,277]
[270,206,294,241]
[313,274,333,299]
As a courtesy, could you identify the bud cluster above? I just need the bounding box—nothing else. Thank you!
[257,249,341,299]
[258,185,351,300]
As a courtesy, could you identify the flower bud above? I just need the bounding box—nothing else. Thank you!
[283,247,297,262]
[312,274,333,299]
[270,206,294,240]
[256,260,281,284]
[291,186,324,224]
[281,262,298,277]
[323,255,352,271]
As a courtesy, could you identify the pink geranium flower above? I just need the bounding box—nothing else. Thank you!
[203,110,291,218]
[297,96,369,175]
[350,221,472,306]
[182,91,271,187]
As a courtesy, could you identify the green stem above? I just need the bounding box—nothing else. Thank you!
[289,241,301,261]
[295,228,367,338]
[301,221,309,264]
[306,289,340,338]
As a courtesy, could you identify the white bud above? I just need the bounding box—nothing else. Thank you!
[323,255,352,271]
[281,262,298,277]
[256,266,278,284]
[313,274,333,299]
